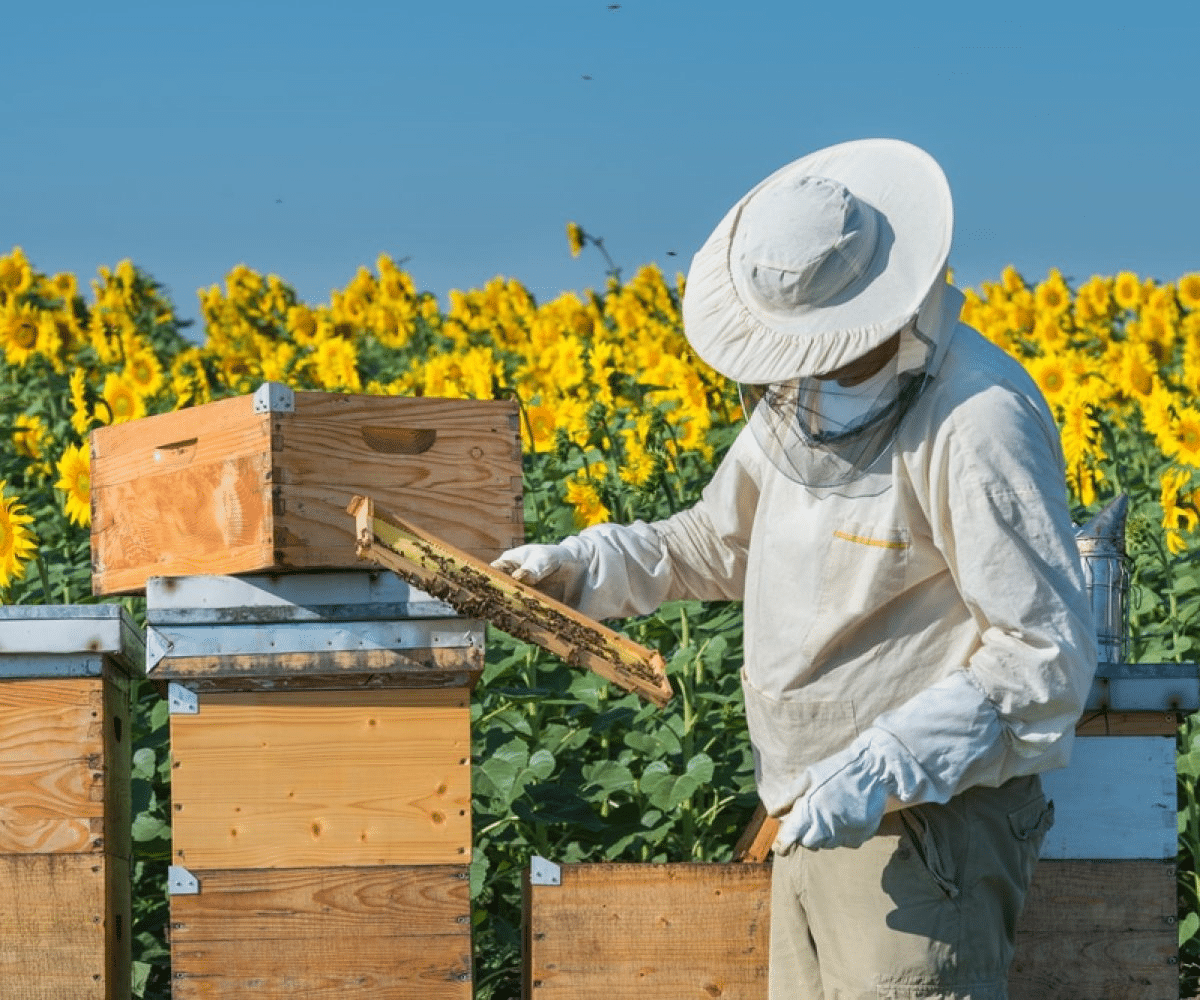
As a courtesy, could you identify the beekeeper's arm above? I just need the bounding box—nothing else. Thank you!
[775,380,1098,852]
[492,426,761,619]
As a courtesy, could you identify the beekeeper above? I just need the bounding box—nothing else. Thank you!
[494,138,1098,998]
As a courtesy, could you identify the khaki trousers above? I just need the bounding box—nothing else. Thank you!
[769,775,1053,1000]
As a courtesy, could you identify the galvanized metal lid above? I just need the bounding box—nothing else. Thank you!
[0,604,145,678]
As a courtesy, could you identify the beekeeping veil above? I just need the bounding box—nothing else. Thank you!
[681,138,965,494]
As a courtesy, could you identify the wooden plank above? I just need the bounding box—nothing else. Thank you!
[526,859,1177,1000]
[1074,709,1181,736]
[102,670,132,862]
[151,646,481,689]
[106,852,132,1000]
[1039,736,1177,859]
[732,804,778,864]
[276,392,524,564]
[0,678,105,854]
[0,853,113,998]
[92,453,275,596]
[1010,860,1177,999]
[91,396,275,595]
[351,496,673,707]
[524,863,770,1000]
[170,688,472,868]
[170,865,472,1000]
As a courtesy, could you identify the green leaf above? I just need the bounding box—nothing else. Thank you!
[131,813,170,844]
[528,748,556,780]
[581,760,636,795]
[685,752,715,786]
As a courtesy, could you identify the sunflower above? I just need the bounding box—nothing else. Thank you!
[55,443,91,527]
[125,349,165,399]
[566,222,586,259]
[100,371,147,425]
[1,301,42,367]
[1160,467,1199,555]
[1168,407,1200,466]
[1027,354,1072,407]
[12,414,52,480]
[1113,271,1142,312]
[0,248,33,301]
[1179,273,1200,312]
[1000,265,1026,295]
[312,335,362,392]
[564,478,611,528]
[47,271,78,304]
[0,483,36,590]
[1034,269,1072,317]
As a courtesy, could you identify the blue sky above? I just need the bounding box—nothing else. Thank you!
[4,0,1198,327]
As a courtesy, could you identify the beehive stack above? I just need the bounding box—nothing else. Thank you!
[0,605,143,999]
[87,382,528,997]
[149,571,479,998]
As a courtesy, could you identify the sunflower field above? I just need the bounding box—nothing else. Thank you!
[2,235,1200,997]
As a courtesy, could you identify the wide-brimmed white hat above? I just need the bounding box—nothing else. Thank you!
[682,138,954,384]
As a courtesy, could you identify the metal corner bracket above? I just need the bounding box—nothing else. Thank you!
[529,855,561,886]
[168,682,199,715]
[168,865,200,895]
[254,382,296,414]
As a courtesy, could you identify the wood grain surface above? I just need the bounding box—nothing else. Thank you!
[524,862,770,1000]
[0,678,107,854]
[90,390,525,593]
[1010,860,1178,999]
[170,865,472,1000]
[0,852,129,1000]
[170,687,472,868]
[524,858,1178,1000]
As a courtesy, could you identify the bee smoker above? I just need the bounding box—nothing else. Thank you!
[1074,494,1130,664]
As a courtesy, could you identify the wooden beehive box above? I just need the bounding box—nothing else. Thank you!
[0,605,143,1000]
[90,382,524,595]
[524,662,1190,1000]
[149,571,477,998]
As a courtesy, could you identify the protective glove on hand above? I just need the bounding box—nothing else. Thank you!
[772,670,1007,854]
[490,542,587,606]
[491,522,673,620]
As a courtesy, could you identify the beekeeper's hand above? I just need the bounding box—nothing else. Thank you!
[772,730,905,853]
[773,670,1006,854]
[491,543,586,605]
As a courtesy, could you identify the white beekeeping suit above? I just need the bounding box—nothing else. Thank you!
[494,138,1098,999]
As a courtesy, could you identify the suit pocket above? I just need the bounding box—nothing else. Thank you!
[803,521,911,661]
[741,672,858,815]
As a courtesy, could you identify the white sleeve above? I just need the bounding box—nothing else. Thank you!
[927,381,1098,775]
[561,426,762,620]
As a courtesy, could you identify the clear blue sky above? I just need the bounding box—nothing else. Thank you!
[4,0,1198,328]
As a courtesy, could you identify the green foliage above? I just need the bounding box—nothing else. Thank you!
[470,601,755,999]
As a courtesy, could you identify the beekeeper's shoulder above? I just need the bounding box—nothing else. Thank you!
[914,323,1064,489]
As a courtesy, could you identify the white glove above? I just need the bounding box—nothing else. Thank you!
[773,670,1006,854]
[491,543,586,605]
[492,523,673,620]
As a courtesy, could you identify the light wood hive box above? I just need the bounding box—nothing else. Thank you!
[524,666,1189,1000]
[149,572,478,999]
[0,606,143,1000]
[90,383,524,596]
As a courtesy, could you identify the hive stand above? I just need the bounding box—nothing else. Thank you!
[0,605,143,999]
[523,659,1194,1000]
[147,571,479,999]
